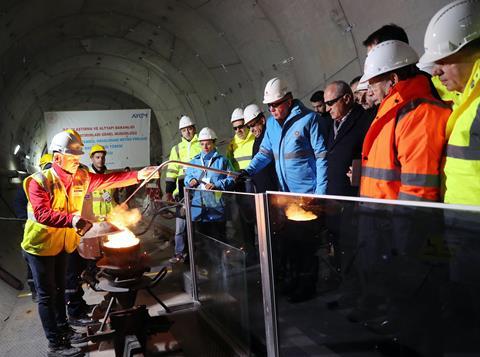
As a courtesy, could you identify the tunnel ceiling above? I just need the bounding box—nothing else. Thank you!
[0,0,451,171]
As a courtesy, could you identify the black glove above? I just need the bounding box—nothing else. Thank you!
[236,169,249,181]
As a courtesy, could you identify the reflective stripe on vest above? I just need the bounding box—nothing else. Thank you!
[446,105,480,160]
[234,155,251,162]
[398,192,436,202]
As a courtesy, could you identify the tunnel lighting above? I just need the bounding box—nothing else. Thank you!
[13,145,21,155]
[25,155,31,159]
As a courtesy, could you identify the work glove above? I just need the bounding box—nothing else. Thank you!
[235,169,249,181]
[72,215,93,236]
[138,166,160,180]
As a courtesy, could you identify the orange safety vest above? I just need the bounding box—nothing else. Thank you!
[360,75,451,201]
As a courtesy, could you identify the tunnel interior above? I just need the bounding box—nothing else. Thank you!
[0,0,454,353]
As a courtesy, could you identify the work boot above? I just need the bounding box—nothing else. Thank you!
[47,339,84,357]
[59,324,89,347]
[68,313,99,327]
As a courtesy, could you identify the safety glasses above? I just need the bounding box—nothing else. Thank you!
[267,97,289,109]
[233,124,245,131]
[325,94,345,107]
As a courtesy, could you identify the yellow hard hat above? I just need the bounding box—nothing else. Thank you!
[90,144,107,157]
[65,129,84,146]
[39,153,53,169]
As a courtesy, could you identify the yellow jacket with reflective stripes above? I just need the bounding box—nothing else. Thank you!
[443,59,480,205]
[431,75,461,110]
[21,167,90,256]
[166,134,201,195]
[81,166,115,220]
[226,130,255,171]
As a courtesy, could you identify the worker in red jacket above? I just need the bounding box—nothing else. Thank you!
[21,130,157,357]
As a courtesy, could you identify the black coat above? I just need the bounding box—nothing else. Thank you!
[326,104,373,196]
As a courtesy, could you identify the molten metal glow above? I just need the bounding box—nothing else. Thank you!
[107,204,141,230]
[104,229,140,248]
[285,203,317,221]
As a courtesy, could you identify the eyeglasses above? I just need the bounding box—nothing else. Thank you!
[246,118,261,129]
[324,94,345,107]
[267,97,289,109]
[233,124,245,131]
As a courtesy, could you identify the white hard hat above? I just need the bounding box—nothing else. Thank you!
[263,77,289,104]
[230,108,244,123]
[356,80,369,91]
[420,0,480,64]
[360,40,419,83]
[416,62,434,75]
[49,131,84,155]
[179,115,195,130]
[243,104,263,125]
[198,127,217,141]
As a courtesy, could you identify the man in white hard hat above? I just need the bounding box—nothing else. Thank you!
[419,0,480,205]
[165,115,201,263]
[21,130,158,356]
[226,108,255,190]
[241,77,328,194]
[243,104,278,192]
[359,40,451,201]
[65,144,115,328]
[185,127,234,239]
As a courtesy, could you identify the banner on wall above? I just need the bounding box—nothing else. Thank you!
[44,109,151,170]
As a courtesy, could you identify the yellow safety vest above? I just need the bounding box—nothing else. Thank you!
[21,167,90,256]
[82,166,115,220]
[444,59,480,205]
[226,130,255,171]
[166,134,201,195]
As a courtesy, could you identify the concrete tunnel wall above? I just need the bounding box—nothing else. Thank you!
[0,0,452,319]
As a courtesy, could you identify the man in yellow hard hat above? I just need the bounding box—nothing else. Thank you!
[21,130,157,356]
[82,144,115,220]
[39,153,53,170]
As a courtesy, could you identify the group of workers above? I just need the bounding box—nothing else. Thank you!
[164,0,480,265]
[17,0,480,355]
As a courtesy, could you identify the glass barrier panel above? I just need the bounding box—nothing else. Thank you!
[266,192,480,357]
[186,188,266,355]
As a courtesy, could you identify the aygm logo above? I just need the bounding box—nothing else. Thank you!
[131,112,148,119]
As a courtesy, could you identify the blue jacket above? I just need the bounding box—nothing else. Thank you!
[246,99,328,194]
[185,150,235,221]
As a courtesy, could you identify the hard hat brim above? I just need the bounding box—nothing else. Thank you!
[65,149,84,155]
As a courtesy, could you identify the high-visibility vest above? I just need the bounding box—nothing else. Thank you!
[431,75,461,110]
[165,134,201,195]
[82,166,115,220]
[444,59,480,205]
[21,167,90,256]
[360,75,451,201]
[226,130,255,171]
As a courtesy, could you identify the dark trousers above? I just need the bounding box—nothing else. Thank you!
[22,250,36,296]
[24,250,67,343]
[65,250,88,317]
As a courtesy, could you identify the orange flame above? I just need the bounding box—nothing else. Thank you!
[285,203,317,221]
[107,204,142,230]
[103,229,140,248]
